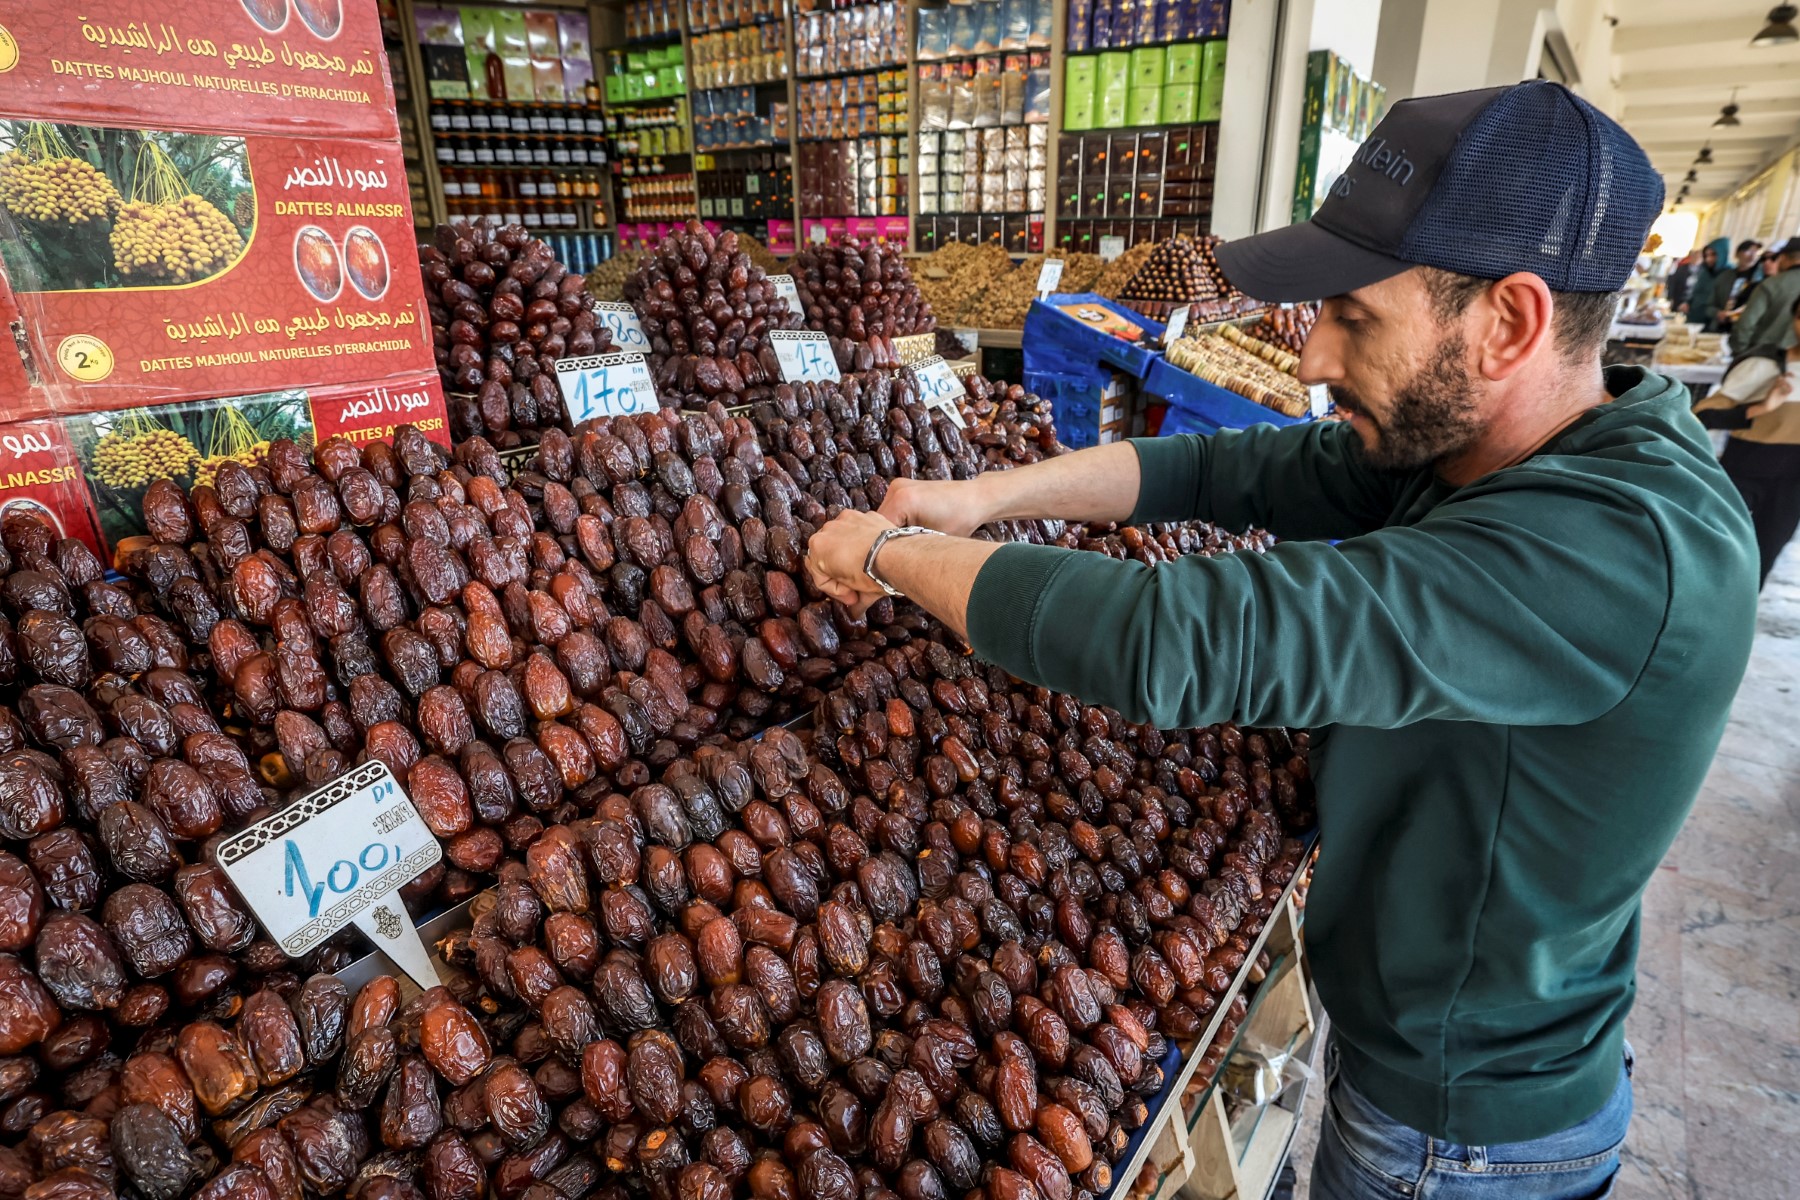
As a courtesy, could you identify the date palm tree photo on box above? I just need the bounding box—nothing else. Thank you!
[69,393,312,547]
[0,121,253,292]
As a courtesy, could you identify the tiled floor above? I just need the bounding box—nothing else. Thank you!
[1285,540,1800,1199]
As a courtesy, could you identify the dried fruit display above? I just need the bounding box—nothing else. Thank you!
[1164,334,1309,419]
[420,219,615,442]
[957,254,1107,330]
[789,240,933,352]
[1091,246,1154,303]
[1116,237,1251,323]
[589,250,649,303]
[912,243,1017,330]
[1243,305,1318,357]
[623,220,805,406]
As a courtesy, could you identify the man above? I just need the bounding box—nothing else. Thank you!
[1664,249,1698,310]
[1684,237,1729,325]
[807,82,1759,1199]
[1710,238,1763,331]
[1728,237,1800,357]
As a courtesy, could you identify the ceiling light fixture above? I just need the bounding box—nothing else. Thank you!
[1683,169,1699,183]
[1751,4,1798,46]
[1714,89,1742,127]
[1695,145,1714,164]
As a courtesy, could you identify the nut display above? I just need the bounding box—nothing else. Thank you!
[420,219,615,443]
[912,244,1017,329]
[624,220,806,404]
[589,250,648,304]
[956,254,1107,330]
[790,240,933,352]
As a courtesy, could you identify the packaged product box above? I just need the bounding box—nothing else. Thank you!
[1067,0,1094,52]
[1064,57,1099,130]
[1127,87,1163,127]
[1199,40,1228,120]
[1130,47,1167,90]
[1058,178,1082,216]
[1137,130,1167,177]
[1097,52,1132,127]
[1162,83,1200,124]
[1166,43,1203,86]
[1090,0,1116,49]
[1111,0,1137,48]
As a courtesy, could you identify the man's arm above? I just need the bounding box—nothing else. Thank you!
[1729,286,1771,357]
[883,419,1409,541]
[814,469,1696,731]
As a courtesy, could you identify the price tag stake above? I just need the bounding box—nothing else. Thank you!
[1163,305,1191,345]
[912,355,968,428]
[555,352,661,421]
[217,761,444,990]
[769,329,842,383]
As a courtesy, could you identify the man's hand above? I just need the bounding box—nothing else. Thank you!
[879,477,991,536]
[805,509,894,614]
[1746,375,1794,419]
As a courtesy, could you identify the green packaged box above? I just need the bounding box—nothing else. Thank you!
[1199,40,1227,121]
[1161,84,1199,125]
[1064,56,1098,130]
[605,75,625,104]
[1165,43,1202,87]
[1129,47,1165,91]
[627,49,649,72]
[624,74,646,100]
[654,44,682,68]
[1127,86,1162,127]
[1097,51,1131,129]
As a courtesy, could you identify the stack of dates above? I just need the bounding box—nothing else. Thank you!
[623,221,805,407]
[788,240,930,373]
[420,220,614,443]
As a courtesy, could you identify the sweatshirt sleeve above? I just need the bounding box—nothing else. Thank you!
[1128,420,1410,540]
[968,468,1670,731]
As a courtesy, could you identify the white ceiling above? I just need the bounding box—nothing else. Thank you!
[1611,1,1800,207]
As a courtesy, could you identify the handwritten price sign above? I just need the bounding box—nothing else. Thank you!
[216,761,443,989]
[769,330,841,384]
[594,302,650,353]
[1036,258,1064,298]
[911,355,968,428]
[768,274,804,312]
[555,352,660,420]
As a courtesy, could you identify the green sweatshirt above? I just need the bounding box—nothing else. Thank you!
[967,367,1758,1144]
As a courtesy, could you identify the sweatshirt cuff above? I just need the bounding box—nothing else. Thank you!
[966,542,1078,681]
[1127,435,1204,525]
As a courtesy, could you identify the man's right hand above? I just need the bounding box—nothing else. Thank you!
[879,477,992,537]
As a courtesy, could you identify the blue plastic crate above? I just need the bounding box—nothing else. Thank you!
[1024,367,1111,449]
[1023,293,1166,381]
[1144,358,1311,435]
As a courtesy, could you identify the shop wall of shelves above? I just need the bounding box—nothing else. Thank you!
[390,0,1300,266]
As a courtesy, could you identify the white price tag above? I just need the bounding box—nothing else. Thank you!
[1036,258,1064,298]
[768,273,804,311]
[912,355,967,428]
[1309,384,1330,418]
[217,761,443,990]
[810,223,828,244]
[1163,305,1191,344]
[555,352,661,420]
[1097,235,1126,261]
[595,302,651,352]
[769,329,841,383]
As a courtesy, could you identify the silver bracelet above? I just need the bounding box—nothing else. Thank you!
[863,526,944,597]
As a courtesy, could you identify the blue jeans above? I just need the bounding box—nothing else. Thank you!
[1310,1041,1633,1199]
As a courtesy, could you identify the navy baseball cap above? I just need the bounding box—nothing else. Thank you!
[1217,82,1664,302]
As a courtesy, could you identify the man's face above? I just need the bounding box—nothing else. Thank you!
[1296,270,1488,471]
[1703,249,1718,270]
[1739,245,1761,268]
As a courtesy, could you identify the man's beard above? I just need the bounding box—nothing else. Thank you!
[1331,333,1486,470]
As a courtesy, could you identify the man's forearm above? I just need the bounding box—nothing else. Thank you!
[873,534,1005,641]
[972,440,1144,525]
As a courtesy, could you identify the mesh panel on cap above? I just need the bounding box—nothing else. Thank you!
[1398,83,1662,292]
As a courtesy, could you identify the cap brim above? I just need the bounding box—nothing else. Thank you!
[1214,222,1413,303]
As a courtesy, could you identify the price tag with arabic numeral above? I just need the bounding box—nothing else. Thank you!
[912,355,967,428]
[217,761,443,989]
[1163,305,1191,345]
[1036,258,1064,298]
[594,302,650,352]
[555,352,660,421]
[769,329,842,383]
[1098,235,1126,261]
[768,273,803,311]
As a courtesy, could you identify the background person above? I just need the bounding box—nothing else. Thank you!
[1685,237,1731,327]
[1728,238,1800,358]
[1700,293,1800,584]
[807,82,1759,1200]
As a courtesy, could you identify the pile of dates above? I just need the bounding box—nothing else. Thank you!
[420,219,614,443]
[791,238,932,348]
[623,221,805,406]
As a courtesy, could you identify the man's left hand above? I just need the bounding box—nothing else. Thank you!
[806,509,894,614]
